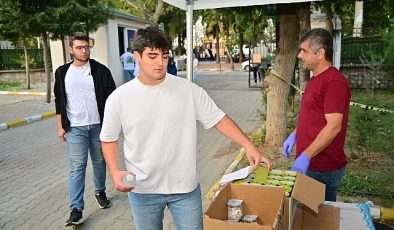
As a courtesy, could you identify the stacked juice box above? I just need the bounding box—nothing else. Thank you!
[235,166,297,197]
[263,169,297,197]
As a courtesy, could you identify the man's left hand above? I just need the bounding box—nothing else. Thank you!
[291,152,310,174]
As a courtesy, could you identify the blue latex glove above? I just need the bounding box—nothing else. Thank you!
[291,153,311,174]
[282,133,296,158]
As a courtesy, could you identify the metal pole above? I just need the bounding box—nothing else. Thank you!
[186,0,194,82]
[332,15,342,69]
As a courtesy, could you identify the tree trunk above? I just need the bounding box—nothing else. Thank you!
[224,27,234,70]
[297,2,311,91]
[225,46,234,70]
[177,34,182,55]
[324,4,333,33]
[239,31,245,62]
[42,32,51,103]
[265,4,299,147]
[23,45,31,90]
[61,33,67,64]
[152,0,163,23]
[215,25,220,64]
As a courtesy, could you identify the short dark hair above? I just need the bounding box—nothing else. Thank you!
[300,28,333,62]
[134,26,170,55]
[69,32,89,47]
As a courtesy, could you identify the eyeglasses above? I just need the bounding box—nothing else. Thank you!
[74,46,90,51]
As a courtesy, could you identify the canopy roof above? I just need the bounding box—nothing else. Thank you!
[161,0,316,81]
[161,0,313,10]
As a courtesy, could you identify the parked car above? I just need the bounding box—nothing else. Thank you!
[241,60,272,73]
[241,60,253,72]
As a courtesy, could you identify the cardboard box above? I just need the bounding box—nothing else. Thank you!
[282,173,340,230]
[291,203,340,230]
[252,53,262,64]
[208,170,340,230]
[204,183,284,230]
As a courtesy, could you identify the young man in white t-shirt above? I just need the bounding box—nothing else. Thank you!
[120,47,135,81]
[100,26,272,230]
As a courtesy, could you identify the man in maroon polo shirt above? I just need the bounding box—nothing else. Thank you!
[282,28,351,201]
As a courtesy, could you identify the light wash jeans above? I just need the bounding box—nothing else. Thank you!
[306,167,345,202]
[66,124,107,211]
[128,184,203,230]
[124,70,135,82]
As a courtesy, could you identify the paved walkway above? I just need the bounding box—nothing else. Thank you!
[0,82,55,130]
[0,65,262,230]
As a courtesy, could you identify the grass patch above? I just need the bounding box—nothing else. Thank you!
[0,81,24,91]
[340,160,393,206]
[342,89,394,206]
[347,89,394,158]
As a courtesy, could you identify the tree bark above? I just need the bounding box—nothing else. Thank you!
[23,45,30,90]
[324,4,333,33]
[152,0,163,23]
[265,4,299,147]
[42,32,51,103]
[215,25,220,64]
[61,33,67,64]
[239,31,245,62]
[297,2,311,91]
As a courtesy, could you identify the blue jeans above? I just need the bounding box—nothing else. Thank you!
[306,167,345,202]
[128,184,203,230]
[66,124,107,210]
[124,70,135,81]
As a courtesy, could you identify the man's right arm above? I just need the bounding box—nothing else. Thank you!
[56,115,66,141]
[101,141,134,192]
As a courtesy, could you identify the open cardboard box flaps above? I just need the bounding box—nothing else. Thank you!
[290,172,325,213]
[282,172,340,230]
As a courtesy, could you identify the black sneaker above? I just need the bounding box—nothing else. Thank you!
[65,208,82,226]
[95,191,111,209]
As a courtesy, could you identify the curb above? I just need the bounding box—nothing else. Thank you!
[0,91,54,96]
[0,111,56,132]
[205,147,246,200]
[198,69,243,72]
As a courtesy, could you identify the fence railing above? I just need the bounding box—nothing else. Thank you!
[340,27,392,89]
[0,48,49,70]
[341,37,385,64]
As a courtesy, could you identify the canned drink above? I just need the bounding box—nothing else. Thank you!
[241,214,258,223]
[227,199,243,221]
[123,173,136,187]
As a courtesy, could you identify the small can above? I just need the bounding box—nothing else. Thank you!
[122,173,136,187]
[227,199,243,221]
[241,214,258,223]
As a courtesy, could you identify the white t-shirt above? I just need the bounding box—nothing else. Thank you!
[65,63,100,126]
[120,52,135,71]
[100,74,225,194]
